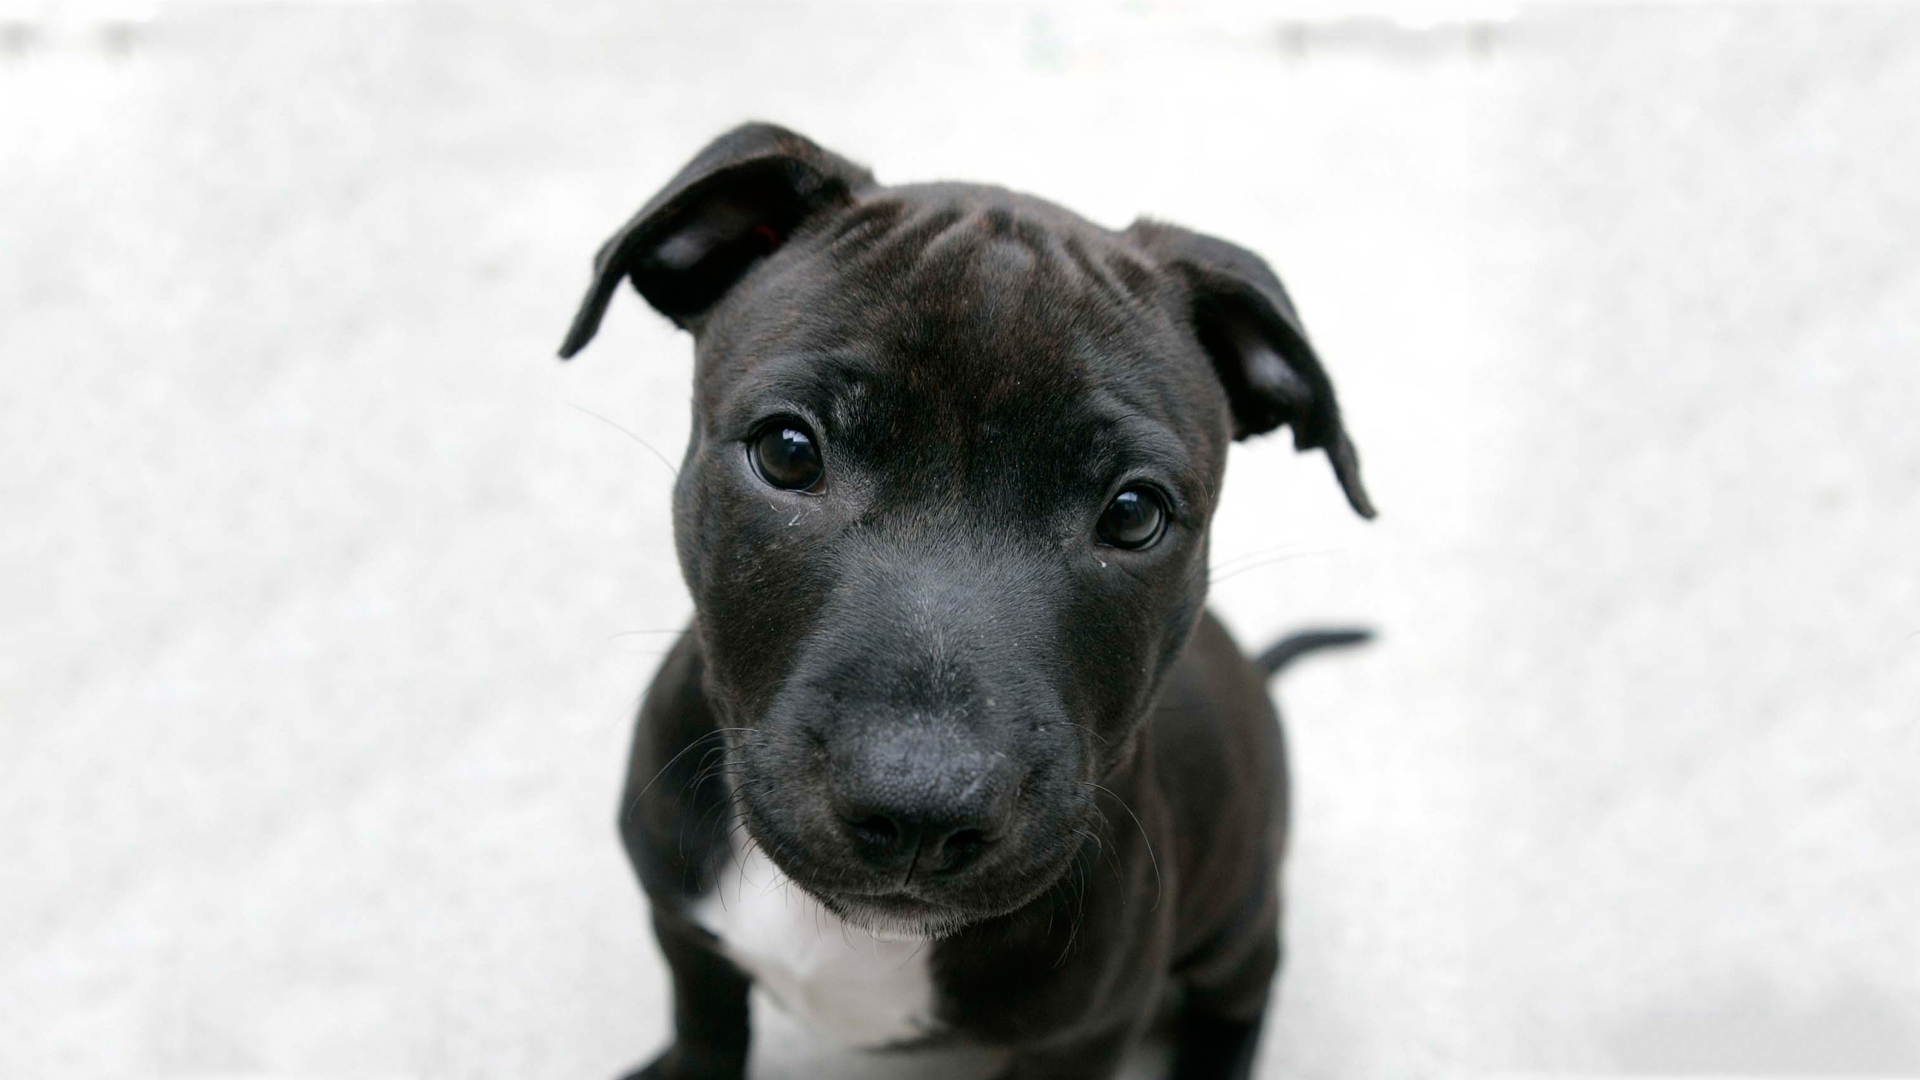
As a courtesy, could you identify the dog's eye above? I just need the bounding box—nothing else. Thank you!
[1096,487,1167,550]
[749,421,825,492]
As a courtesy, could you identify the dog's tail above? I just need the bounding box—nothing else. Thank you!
[1257,628,1374,678]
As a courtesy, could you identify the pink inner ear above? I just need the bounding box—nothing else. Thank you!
[652,197,773,274]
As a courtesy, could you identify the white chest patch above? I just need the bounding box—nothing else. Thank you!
[692,843,940,1049]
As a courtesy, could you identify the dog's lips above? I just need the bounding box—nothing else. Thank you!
[785,841,1086,939]
[752,842,987,934]
[839,891,943,913]
[818,889,972,940]
[794,871,960,913]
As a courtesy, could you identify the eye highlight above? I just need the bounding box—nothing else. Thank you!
[1096,487,1167,550]
[749,420,825,492]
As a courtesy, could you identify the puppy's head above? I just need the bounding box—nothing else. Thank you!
[563,124,1372,937]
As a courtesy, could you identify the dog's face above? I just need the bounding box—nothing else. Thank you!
[671,188,1232,935]
[562,125,1371,937]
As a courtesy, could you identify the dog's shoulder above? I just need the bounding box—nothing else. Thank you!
[1149,612,1288,952]
[1152,611,1283,768]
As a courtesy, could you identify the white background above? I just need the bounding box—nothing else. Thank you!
[4,3,1917,1077]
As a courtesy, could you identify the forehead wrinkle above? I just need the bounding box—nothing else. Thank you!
[844,195,1134,342]
[718,348,879,433]
[818,192,1163,369]
[839,200,970,279]
[1059,233,1157,312]
[1080,390,1199,480]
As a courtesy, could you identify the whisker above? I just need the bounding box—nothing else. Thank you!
[1207,542,1312,574]
[1207,548,1332,586]
[568,402,681,479]
[1087,782,1162,913]
[1061,721,1112,748]
[626,727,756,826]
[1054,845,1088,968]
[623,730,724,825]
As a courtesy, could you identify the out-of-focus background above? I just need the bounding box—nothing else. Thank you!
[4,2,1917,1077]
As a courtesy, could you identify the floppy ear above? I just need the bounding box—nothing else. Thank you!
[558,122,875,358]
[1126,219,1375,519]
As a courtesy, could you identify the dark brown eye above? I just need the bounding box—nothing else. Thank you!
[1096,487,1167,549]
[749,421,824,492]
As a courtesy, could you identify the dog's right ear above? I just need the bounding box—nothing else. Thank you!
[558,123,874,358]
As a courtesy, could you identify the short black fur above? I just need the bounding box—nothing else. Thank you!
[564,123,1373,1080]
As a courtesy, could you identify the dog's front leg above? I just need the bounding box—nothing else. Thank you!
[1168,1012,1265,1080]
[621,909,750,1080]
[1166,916,1279,1080]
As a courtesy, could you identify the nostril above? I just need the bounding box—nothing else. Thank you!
[945,828,987,854]
[932,826,993,873]
[848,814,900,849]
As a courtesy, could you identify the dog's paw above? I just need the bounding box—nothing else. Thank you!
[617,1045,745,1080]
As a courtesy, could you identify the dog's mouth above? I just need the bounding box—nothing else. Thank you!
[816,891,973,941]
[743,815,1088,941]
[748,839,993,940]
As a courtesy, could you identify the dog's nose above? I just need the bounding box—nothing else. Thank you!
[831,735,1019,877]
[842,802,1000,876]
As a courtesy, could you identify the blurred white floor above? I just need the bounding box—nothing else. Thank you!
[3,3,1918,1078]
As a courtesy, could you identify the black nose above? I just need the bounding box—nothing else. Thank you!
[832,734,1019,878]
[844,805,998,875]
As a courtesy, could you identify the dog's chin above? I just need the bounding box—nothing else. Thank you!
[816,893,974,941]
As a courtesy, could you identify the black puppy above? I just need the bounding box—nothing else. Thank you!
[560,124,1374,1080]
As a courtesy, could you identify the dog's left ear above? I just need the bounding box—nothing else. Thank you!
[558,122,875,357]
[1127,219,1375,519]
